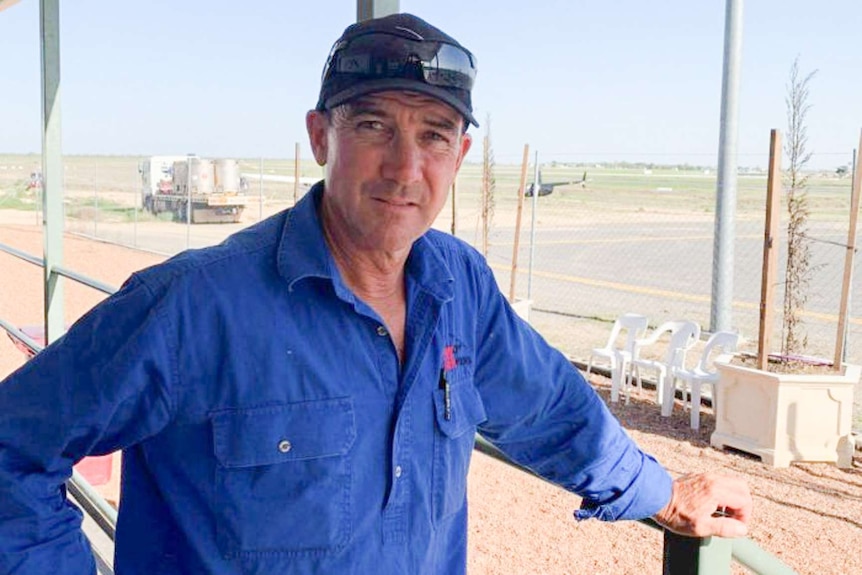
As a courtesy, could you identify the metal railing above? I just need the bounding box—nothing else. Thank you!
[0,242,117,296]
[1,240,799,574]
[0,241,117,574]
[474,436,798,575]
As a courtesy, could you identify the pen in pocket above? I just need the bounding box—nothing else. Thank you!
[439,368,451,421]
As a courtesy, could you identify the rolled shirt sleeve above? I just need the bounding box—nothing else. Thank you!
[471,269,672,522]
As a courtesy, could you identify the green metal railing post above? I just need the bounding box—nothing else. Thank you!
[663,530,732,575]
[731,538,799,575]
[40,0,65,345]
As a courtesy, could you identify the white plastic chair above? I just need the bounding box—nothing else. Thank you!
[667,330,740,429]
[585,313,648,402]
[630,320,701,406]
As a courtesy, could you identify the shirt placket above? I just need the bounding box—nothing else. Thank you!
[382,402,411,545]
[382,288,442,546]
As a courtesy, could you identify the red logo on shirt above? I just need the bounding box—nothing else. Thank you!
[443,345,457,371]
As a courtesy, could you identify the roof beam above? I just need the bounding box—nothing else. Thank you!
[356,0,399,21]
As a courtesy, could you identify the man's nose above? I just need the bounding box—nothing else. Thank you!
[383,134,423,185]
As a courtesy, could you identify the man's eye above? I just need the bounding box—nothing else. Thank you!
[357,120,385,131]
[425,131,450,143]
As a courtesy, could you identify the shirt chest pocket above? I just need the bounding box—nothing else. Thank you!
[432,372,487,524]
[211,398,356,557]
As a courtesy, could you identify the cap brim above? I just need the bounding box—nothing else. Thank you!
[322,78,479,128]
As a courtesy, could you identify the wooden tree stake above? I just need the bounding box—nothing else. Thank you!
[758,130,782,371]
[450,178,457,236]
[833,130,862,369]
[509,144,530,302]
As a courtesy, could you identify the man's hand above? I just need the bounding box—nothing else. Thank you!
[653,472,752,538]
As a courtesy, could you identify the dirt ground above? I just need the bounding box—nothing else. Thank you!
[1,220,860,575]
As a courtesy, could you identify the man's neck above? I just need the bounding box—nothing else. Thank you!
[322,215,409,363]
[321,214,408,303]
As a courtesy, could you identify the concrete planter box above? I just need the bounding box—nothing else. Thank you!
[511,299,532,323]
[711,361,860,468]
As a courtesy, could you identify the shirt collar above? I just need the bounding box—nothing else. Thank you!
[276,182,455,302]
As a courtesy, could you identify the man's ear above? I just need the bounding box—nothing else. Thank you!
[306,110,329,166]
[455,132,472,173]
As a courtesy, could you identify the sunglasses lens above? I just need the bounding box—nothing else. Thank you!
[324,33,476,91]
[421,43,476,90]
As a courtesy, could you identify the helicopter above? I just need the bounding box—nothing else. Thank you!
[525,169,588,197]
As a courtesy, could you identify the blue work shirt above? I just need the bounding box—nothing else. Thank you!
[0,183,672,574]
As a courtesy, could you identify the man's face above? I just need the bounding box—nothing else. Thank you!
[306,91,472,255]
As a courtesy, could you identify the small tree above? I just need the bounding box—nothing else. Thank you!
[481,113,496,257]
[781,57,818,358]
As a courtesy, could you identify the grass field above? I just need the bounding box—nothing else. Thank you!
[2,153,854,212]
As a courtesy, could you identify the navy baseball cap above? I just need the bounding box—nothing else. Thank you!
[316,13,479,128]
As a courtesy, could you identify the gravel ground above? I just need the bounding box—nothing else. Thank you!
[1,219,860,575]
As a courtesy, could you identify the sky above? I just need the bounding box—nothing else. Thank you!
[1,0,860,169]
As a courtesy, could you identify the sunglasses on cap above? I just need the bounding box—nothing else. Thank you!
[321,31,477,92]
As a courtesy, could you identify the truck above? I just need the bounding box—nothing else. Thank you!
[140,156,250,224]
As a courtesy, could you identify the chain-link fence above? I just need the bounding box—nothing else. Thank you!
[1,151,859,429]
[2,152,860,359]
[446,154,859,363]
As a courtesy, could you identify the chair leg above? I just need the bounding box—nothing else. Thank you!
[624,361,637,404]
[661,375,675,417]
[609,358,621,403]
[690,382,702,430]
[623,362,631,405]
[634,365,644,398]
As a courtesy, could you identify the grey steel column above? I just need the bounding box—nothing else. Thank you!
[357,0,399,21]
[710,0,744,332]
[40,0,64,344]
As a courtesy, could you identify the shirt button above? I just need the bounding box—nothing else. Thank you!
[277,439,292,453]
[394,465,403,478]
[376,325,388,337]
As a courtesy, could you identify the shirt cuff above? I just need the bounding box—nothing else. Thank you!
[573,452,673,522]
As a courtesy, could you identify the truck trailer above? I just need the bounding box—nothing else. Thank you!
[140,156,249,224]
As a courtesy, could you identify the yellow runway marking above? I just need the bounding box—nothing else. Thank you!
[495,233,761,248]
[490,262,861,326]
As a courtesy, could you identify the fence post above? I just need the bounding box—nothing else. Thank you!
[132,169,138,248]
[93,170,98,237]
[185,155,192,249]
[527,151,539,300]
[259,156,264,220]
[294,143,301,205]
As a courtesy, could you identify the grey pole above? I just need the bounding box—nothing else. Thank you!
[844,148,858,363]
[528,152,539,300]
[357,0,399,21]
[40,0,64,344]
[709,0,744,332]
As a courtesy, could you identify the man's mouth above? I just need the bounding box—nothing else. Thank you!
[375,196,416,208]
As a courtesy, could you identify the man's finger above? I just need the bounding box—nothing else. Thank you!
[702,516,748,538]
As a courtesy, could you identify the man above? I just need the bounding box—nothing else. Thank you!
[0,13,751,574]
